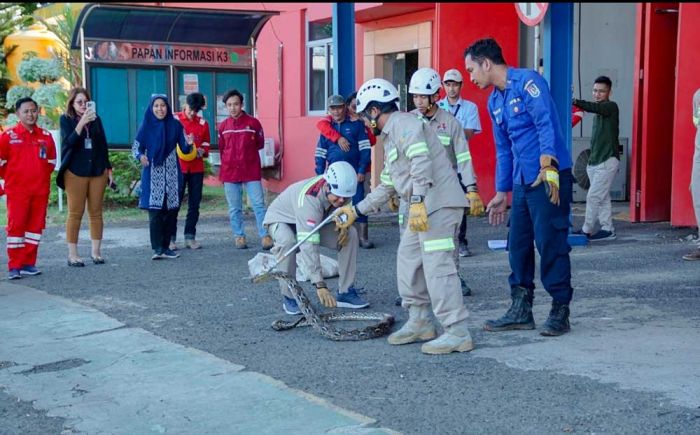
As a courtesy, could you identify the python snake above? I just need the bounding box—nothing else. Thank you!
[253,270,394,341]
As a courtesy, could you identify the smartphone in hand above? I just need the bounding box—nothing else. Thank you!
[109,180,118,192]
[86,101,96,112]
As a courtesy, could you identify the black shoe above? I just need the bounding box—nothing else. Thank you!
[67,258,85,267]
[359,239,375,249]
[483,286,535,331]
[395,296,402,306]
[459,273,472,296]
[540,301,571,336]
[458,241,471,257]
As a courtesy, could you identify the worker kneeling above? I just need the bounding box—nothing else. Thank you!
[335,78,474,355]
[263,161,369,315]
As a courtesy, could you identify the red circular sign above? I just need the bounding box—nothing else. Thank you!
[515,3,549,26]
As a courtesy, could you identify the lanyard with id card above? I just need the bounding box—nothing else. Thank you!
[84,124,92,150]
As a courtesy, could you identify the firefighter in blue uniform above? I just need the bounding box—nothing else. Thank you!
[464,38,574,336]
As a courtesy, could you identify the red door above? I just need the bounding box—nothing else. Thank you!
[630,2,679,222]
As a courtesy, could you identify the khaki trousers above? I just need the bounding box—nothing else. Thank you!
[396,207,469,327]
[64,169,109,243]
[582,157,619,234]
[268,222,358,297]
[691,145,700,236]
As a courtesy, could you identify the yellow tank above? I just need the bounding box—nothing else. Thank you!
[3,23,67,85]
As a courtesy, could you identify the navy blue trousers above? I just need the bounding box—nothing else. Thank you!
[507,169,573,303]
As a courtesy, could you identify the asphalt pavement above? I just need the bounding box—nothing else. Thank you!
[1,203,700,434]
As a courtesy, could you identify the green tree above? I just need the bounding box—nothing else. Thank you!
[37,3,82,86]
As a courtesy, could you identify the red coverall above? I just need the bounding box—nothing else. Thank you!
[0,123,56,270]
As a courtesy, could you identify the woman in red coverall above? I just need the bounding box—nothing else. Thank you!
[0,97,57,279]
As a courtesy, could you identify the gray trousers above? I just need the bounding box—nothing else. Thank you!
[268,222,358,298]
[692,145,700,236]
[396,207,469,327]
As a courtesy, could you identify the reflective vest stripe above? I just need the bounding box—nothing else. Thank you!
[406,142,429,159]
[438,135,451,146]
[296,232,320,244]
[423,237,455,252]
[456,151,472,164]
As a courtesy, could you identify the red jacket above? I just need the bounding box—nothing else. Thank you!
[175,111,210,174]
[316,115,376,172]
[218,112,264,183]
[0,123,56,196]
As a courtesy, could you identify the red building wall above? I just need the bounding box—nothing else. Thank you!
[670,3,700,226]
[434,3,520,202]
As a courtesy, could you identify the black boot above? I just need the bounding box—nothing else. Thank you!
[540,301,570,336]
[459,272,472,296]
[483,286,535,331]
[358,222,375,249]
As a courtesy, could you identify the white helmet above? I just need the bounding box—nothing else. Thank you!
[355,78,399,113]
[324,161,357,198]
[442,68,463,83]
[409,67,442,95]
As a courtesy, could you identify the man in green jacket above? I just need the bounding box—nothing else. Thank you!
[573,76,620,242]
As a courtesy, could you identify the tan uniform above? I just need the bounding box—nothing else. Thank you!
[409,108,480,271]
[356,111,469,327]
[263,176,358,297]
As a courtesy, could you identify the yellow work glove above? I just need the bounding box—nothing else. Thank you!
[408,202,429,232]
[336,226,349,248]
[315,283,337,308]
[334,205,357,230]
[466,192,484,216]
[387,195,400,213]
[531,154,560,206]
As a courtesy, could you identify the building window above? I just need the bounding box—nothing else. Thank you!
[307,19,333,114]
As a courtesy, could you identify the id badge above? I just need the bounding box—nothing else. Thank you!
[85,138,92,149]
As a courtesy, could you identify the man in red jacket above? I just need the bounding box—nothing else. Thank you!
[0,97,57,279]
[218,89,272,250]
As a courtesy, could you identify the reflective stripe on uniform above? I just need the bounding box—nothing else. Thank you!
[456,151,472,164]
[315,148,327,158]
[406,142,429,159]
[298,175,324,207]
[24,232,41,245]
[694,115,699,127]
[296,232,320,244]
[387,148,398,163]
[380,167,393,186]
[423,237,455,252]
[48,159,56,165]
[438,135,451,146]
[398,214,404,226]
[6,236,24,248]
[358,139,371,150]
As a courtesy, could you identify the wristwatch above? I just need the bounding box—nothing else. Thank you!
[314,281,327,289]
[410,195,424,204]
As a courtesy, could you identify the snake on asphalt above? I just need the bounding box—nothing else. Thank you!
[253,270,395,341]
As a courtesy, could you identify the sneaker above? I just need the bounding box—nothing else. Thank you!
[152,250,165,260]
[458,241,471,257]
[169,241,178,251]
[571,229,591,238]
[336,287,370,309]
[589,230,616,242]
[261,235,273,251]
[8,269,21,280]
[283,296,302,315]
[185,239,202,250]
[459,273,472,297]
[682,249,700,261]
[395,296,403,306]
[235,236,248,249]
[19,265,41,276]
[161,249,180,259]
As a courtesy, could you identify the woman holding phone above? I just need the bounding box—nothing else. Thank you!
[58,87,113,267]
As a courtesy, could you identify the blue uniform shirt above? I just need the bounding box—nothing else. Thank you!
[314,117,371,175]
[437,97,482,133]
[488,67,572,192]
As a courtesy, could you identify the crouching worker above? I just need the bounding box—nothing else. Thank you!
[335,78,474,355]
[263,161,370,315]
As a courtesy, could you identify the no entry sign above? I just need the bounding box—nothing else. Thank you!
[515,3,549,26]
